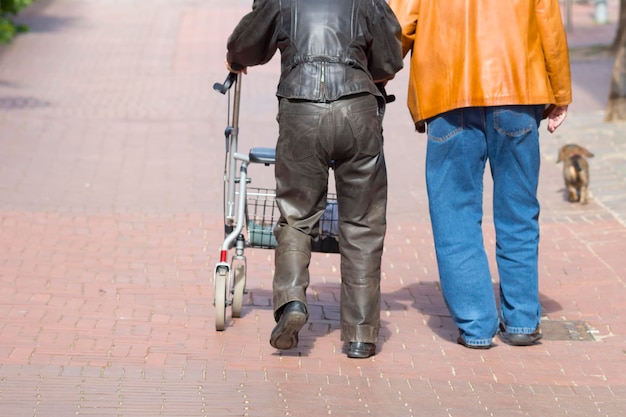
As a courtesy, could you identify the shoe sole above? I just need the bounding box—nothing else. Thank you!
[347,349,376,359]
[506,333,543,346]
[270,311,307,350]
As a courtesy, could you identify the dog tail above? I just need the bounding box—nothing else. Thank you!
[571,155,583,172]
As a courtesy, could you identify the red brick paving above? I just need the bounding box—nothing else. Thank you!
[0,0,625,416]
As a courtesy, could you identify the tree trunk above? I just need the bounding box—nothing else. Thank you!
[606,1,626,121]
[612,0,626,51]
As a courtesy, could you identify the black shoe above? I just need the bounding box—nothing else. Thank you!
[270,301,308,350]
[457,336,492,350]
[347,342,376,359]
[499,323,542,346]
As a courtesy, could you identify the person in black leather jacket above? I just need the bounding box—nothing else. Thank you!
[226,0,403,359]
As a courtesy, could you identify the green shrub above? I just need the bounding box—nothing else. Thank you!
[1,0,34,44]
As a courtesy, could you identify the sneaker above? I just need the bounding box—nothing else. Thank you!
[270,301,308,350]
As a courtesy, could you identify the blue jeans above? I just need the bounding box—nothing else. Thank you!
[425,105,544,346]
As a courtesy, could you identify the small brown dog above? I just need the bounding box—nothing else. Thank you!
[557,144,594,204]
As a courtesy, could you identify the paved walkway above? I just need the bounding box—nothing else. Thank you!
[0,0,625,416]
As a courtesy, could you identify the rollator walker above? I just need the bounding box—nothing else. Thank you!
[212,73,340,331]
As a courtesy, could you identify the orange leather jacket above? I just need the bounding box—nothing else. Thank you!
[389,0,572,128]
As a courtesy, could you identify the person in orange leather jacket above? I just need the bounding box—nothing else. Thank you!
[389,0,572,348]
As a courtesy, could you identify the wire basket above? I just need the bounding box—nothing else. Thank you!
[246,187,340,253]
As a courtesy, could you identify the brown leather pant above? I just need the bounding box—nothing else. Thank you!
[273,93,387,343]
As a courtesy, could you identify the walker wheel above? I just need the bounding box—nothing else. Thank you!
[214,266,229,331]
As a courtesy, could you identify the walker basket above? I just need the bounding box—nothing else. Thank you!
[246,187,340,253]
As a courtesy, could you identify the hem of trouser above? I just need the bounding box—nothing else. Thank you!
[503,325,539,334]
[340,324,379,343]
[272,292,307,320]
[460,337,493,347]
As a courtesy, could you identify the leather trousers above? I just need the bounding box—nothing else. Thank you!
[273,93,387,343]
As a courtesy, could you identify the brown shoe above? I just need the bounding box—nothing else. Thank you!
[270,301,307,350]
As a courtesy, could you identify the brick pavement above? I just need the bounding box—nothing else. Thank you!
[0,0,625,416]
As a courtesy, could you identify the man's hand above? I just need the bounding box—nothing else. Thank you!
[547,105,568,133]
[225,60,247,74]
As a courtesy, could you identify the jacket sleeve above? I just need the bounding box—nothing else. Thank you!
[536,0,572,106]
[367,0,404,82]
[226,0,281,69]
[388,0,419,57]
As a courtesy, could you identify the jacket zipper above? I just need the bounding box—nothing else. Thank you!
[320,62,326,102]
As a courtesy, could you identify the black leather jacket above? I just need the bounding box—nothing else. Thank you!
[227,0,403,103]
